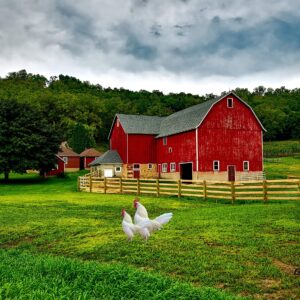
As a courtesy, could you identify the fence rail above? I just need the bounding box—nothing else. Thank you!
[78,176,300,202]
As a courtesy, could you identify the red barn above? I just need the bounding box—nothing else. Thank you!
[58,146,80,172]
[92,92,265,181]
[80,148,102,169]
[46,155,65,176]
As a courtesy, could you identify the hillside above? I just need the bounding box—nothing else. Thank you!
[0,70,299,145]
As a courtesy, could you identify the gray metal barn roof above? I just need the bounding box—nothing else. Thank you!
[156,96,222,138]
[109,92,266,140]
[117,114,165,134]
[89,150,123,166]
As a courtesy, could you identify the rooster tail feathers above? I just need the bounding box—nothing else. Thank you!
[154,213,173,225]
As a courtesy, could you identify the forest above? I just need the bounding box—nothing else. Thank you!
[0,69,299,147]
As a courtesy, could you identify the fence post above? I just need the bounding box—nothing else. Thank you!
[137,178,140,195]
[203,180,207,201]
[104,177,107,194]
[120,178,123,193]
[263,180,268,203]
[231,181,235,204]
[89,175,92,193]
[178,179,181,198]
[156,179,160,197]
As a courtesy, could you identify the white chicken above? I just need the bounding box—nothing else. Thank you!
[133,198,173,233]
[121,209,150,241]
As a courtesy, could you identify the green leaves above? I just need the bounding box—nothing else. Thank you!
[68,123,96,154]
[0,99,62,179]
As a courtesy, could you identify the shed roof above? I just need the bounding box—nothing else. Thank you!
[80,148,102,157]
[89,150,123,166]
[58,146,80,157]
[108,114,165,139]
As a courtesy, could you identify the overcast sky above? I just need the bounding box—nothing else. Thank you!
[1,0,300,94]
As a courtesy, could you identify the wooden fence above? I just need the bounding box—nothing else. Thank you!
[78,176,300,202]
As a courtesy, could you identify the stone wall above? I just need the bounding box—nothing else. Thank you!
[122,164,158,178]
[160,172,180,180]
[64,167,80,172]
[193,171,265,181]
[140,164,158,178]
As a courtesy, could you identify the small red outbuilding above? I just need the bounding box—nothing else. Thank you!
[46,155,65,176]
[58,146,80,172]
[80,148,102,169]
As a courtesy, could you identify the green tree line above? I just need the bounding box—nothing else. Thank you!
[0,70,299,144]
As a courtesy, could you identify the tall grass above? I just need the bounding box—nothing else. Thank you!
[0,250,242,300]
[264,140,300,157]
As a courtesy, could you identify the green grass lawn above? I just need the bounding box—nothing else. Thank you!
[0,171,299,299]
[264,156,300,179]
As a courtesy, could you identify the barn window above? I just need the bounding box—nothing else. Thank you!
[62,157,68,164]
[133,164,140,170]
[168,147,172,153]
[227,98,233,108]
[148,163,153,170]
[115,166,122,172]
[170,162,176,172]
[243,161,249,171]
[117,119,120,127]
[213,160,220,171]
[162,163,167,172]
[54,164,58,170]
[163,136,167,145]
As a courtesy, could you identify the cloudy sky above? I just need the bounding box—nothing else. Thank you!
[0,0,300,94]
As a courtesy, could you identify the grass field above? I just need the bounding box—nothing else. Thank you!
[264,156,300,179]
[263,140,300,158]
[0,159,299,299]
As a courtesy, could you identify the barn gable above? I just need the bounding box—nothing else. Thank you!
[157,92,266,138]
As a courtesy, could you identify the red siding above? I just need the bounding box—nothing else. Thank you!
[46,157,65,176]
[85,157,97,168]
[65,156,80,168]
[156,130,196,172]
[128,134,156,163]
[197,95,263,172]
[110,118,127,163]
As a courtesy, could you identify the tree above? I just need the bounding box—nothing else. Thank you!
[0,99,62,180]
[68,123,96,154]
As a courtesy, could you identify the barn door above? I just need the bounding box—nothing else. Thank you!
[133,164,140,178]
[180,163,193,180]
[158,164,161,178]
[228,165,235,181]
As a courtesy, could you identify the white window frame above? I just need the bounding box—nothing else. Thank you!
[168,147,172,153]
[227,98,233,108]
[243,161,249,171]
[115,166,122,172]
[133,164,140,170]
[62,157,68,164]
[162,163,167,173]
[170,162,176,172]
[213,160,220,172]
[148,163,153,170]
[163,136,167,145]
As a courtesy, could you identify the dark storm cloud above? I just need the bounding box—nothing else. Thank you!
[0,0,300,91]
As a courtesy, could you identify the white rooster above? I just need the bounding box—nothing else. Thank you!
[133,198,173,233]
[121,208,150,241]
